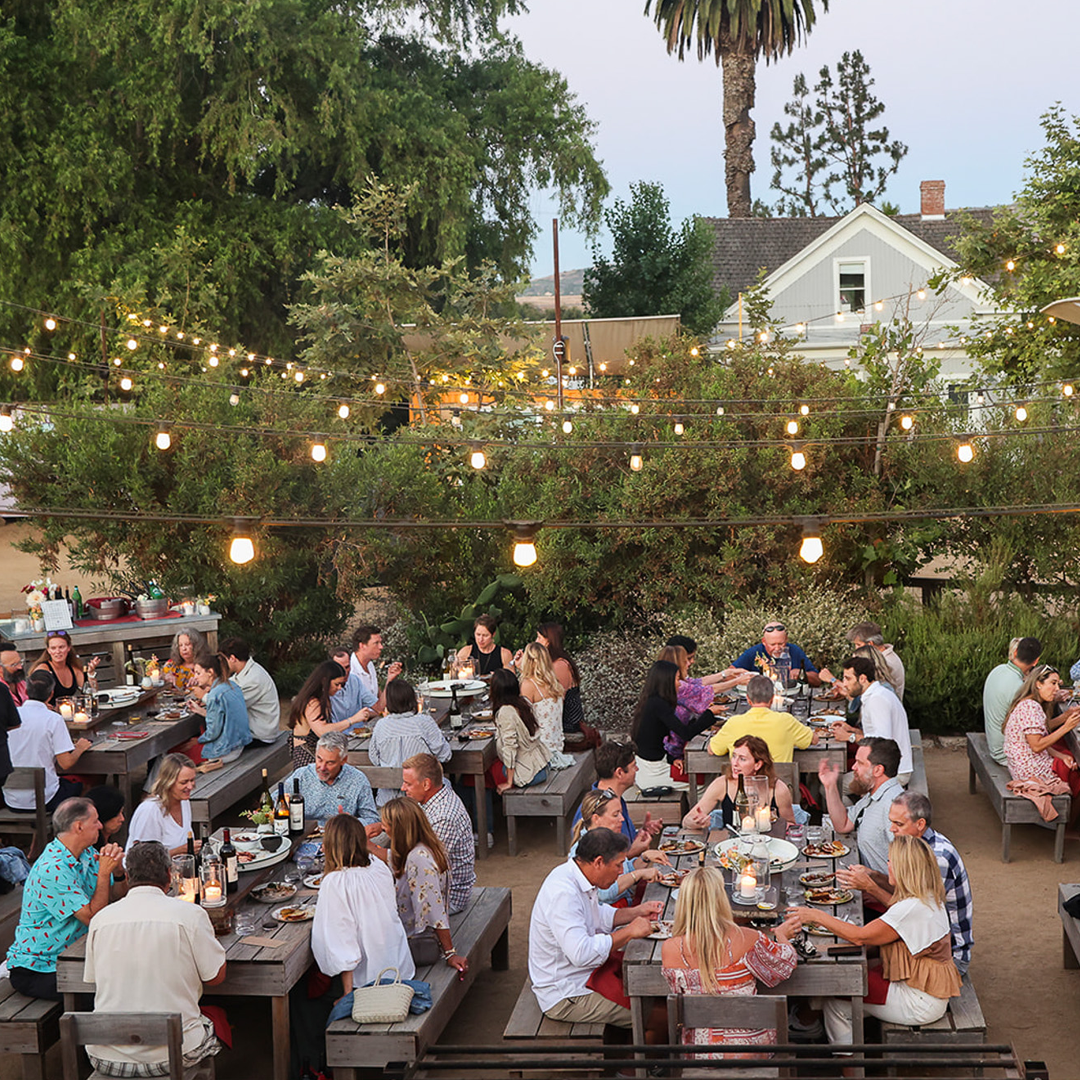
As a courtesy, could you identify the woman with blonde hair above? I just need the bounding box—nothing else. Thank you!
[683,735,796,831]
[567,789,668,903]
[661,866,799,1057]
[790,834,963,1047]
[519,643,573,769]
[1003,663,1080,800]
[312,815,413,997]
[125,753,198,856]
[379,797,468,972]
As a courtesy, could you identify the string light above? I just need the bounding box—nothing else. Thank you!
[208,356,219,367]
[957,439,975,463]
[629,445,643,471]
[790,445,807,471]
[799,521,824,564]
[786,420,799,436]
[1015,404,1028,422]
[44,317,57,332]
[311,442,327,462]
[900,414,914,431]
[119,376,133,392]
[800,405,810,416]
[916,289,926,301]
[716,406,725,416]
[154,427,172,451]
[0,406,12,433]
[10,356,24,372]
[630,403,640,415]
[126,338,138,351]
[1064,384,1074,398]
[294,371,304,382]
[229,520,256,565]
[508,521,540,568]
[229,392,240,406]
[1006,260,1016,272]
[459,392,469,404]
[338,404,350,419]
[112,357,122,367]
[469,446,487,470]
[375,383,386,395]
[673,421,684,436]
[562,419,573,434]
[1056,244,1066,255]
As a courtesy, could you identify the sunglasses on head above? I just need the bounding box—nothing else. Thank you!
[1036,664,1059,677]
[763,624,786,633]
[595,787,617,801]
[46,631,70,640]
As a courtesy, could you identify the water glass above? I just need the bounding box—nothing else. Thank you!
[234,910,260,937]
[806,825,825,848]
[785,823,805,846]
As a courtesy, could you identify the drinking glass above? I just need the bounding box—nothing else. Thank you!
[785,823,805,846]
[234,910,259,937]
[282,866,302,887]
[806,825,824,849]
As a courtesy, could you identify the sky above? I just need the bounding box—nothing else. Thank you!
[505,0,1080,277]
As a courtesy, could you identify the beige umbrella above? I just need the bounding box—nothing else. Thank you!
[1040,297,1080,325]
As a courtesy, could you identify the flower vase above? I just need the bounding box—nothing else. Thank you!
[32,619,44,631]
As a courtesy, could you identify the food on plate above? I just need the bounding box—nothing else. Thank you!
[658,837,705,855]
[656,870,689,888]
[806,887,854,906]
[303,874,323,889]
[273,905,314,923]
[237,851,257,864]
[252,882,297,904]
[231,832,260,844]
[803,922,837,937]
[647,920,674,940]
[713,693,735,705]
[803,840,849,858]
[716,847,752,874]
[814,708,846,717]
[799,871,836,888]
[464,728,495,739]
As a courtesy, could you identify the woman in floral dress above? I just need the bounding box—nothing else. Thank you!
[379,796,469,973]
[661,867,799,1058]
[1004,663,1080,798]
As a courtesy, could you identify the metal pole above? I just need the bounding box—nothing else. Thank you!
[553,218,563,413]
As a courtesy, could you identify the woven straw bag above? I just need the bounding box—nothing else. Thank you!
[351,967,414,1024]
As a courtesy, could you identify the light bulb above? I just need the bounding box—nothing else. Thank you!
[1015,405,1028,422]
[790,450,806,471]
[470,450,486,470]
[513,540,537,568]
[562,420,573,434]
[630,404,639,415]
[1006,260,1015,271]
[1064,384,1074,397]
[1057,243,1066,255]
[112,357,122,366]
[957,441,974,463]
[673,422,684,436]
[629,452,643,472]
[126,338,137,351]
[229,393,240,406]
[689,347,699,357]
[120,376,133,391]
[10,356,24,372]
[294,371,304,382]
[599,363,607,372]
[240,368,249,377]
[799,533,824,564]
[716,406,725,416]
[917,289,926,300]
[567,366,576,376]
[209,356,219,367]
[311,443,327,462]
[900,414,914,430]
[874,301,884,312]
[459,392,469,404]
[0,407,12,433]
[229,535,255,565]
[545,400,555,411]
[143,319,152,327]
[338,404,350,419]
[155,429,171,450]
[374,383,386,395]
[786,420,799,436]
[800,405,809,416]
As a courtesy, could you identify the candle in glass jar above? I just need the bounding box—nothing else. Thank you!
[741,814,755,833]
[755,806,771,832]
[59,702,73,720]
[179,880,198,903]
[738,871,757,899]
[148,667,160,682]
[73,711,88,725]
[202,883,223,903]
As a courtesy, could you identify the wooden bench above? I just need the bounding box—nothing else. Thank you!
[880,973,986,1056]
[0,885,24,958]
[0,770,51,858]
[0,977,63,1080]
[325,885,510,1078]
[188,736,290,829]
[504,980,606,1042]
[623,786,687,830]
[967,732,1068,862]
[907,729,929,796]
[1059,883,1080,968]
[502,751,596,856]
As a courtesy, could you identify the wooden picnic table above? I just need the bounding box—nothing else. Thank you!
[64,686,168,733]
[622,824,867,1047]
[348,710,499,859]
[57,837,315,1080]
[684,691,849,803]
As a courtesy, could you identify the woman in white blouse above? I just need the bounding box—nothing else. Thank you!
[312,814,414,997]
[380,797,468,972]
[126,754,198,857]
[518,643,573,770]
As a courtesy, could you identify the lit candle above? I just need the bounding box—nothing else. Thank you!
[148,667,160,683]
[741,815,755,833]
[459,662,474,680]
[739,872,757,900]
[756,806,772,832]
[179,880,198,903]
[73,711,88,726]
[202,883,223,903]
[59,702,73,720]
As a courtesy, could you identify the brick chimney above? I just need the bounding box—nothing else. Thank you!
[920,180,945,220]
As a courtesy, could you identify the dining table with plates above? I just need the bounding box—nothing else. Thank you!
[622,818,868,1050]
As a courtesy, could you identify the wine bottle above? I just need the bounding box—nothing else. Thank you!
[258,768,273,815]
[125,645,136,686]
[65,587,73,618]
[289,777,305,835]
[72,585,83,620]
[734,773,750,826]
[449,685,463,731]
[220,828,238,893]
[186,830,200,872]
[273,782,290,836]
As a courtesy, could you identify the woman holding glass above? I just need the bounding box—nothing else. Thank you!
[29,631,99,705]
[163,629,209,692]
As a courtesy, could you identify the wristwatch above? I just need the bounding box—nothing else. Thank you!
[847,732,857,744]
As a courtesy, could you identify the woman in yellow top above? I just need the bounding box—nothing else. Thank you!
[707,673,817,763]
[788,834,961,1047]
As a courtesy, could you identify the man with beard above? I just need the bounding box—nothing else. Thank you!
[816,737,903,875]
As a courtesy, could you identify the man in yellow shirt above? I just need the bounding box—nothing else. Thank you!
[708,675,818,762]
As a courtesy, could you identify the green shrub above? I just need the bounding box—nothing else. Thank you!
[576,628,655,734]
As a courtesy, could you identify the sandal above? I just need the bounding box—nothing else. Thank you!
[196,758,224,773]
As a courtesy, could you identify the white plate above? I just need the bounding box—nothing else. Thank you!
[272,904,315,923]
[251,882,297,904]
[303,874,324,889]
[421,679,486,697]
[713,836,800,873]
[97,689,140,706]
[210,829,292,872]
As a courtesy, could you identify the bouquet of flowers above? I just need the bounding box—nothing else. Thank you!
[21,579,46,621]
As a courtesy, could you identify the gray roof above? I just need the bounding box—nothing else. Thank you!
[705,208,999,297]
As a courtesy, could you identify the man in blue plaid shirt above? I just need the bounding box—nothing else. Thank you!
[836,790,973,974]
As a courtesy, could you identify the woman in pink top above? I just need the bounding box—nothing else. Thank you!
[661,867,799,1059]
[1003,664,1080,798]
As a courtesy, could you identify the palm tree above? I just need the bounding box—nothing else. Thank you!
[646,0,828,218]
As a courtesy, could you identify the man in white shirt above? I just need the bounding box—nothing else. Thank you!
[829,656,913,785]
[84,840,227,1076]
[528,828,662,1028]
[4,671,90,811]
[349,625,402,714]
[847,621,905,701]
[220,637,281,743]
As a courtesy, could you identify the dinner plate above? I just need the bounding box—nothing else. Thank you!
[272,904,315,923]
[209,830,293,872]
[647,920,674,940]
[303,874,324,889]
[802,842,850,859]
[251,882,297,904]
[97,689,140,707]
[658,837,706,856]
[422,679,486,697]
[806,888,854,906]
[713,836,799,873]
[656,870,690,888]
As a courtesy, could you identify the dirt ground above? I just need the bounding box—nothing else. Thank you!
[8,741,1079,1078]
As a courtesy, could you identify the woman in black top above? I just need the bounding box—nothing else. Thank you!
[631,660,713,792]
[455,614,512,676]
[29,630,99,705]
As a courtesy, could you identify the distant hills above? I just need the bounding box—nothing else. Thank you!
[520,268,585,297]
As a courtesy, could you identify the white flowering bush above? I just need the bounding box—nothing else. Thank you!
[576,628,655,734]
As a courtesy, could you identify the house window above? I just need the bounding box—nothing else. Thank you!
[838,262,866,313]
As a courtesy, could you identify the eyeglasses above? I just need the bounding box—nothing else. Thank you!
[763,624,786,633]
[595,788,617,801]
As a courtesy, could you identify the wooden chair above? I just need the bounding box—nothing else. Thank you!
[0,768,51,859]
[60,1012,216,1080]
[666,993,790,1078]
